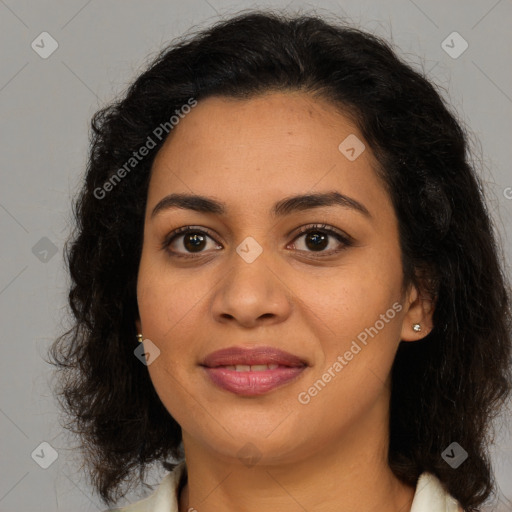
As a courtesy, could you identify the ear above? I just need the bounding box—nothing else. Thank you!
[135,316,142,335]
[400,281,436,342]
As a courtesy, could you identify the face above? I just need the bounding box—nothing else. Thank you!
[136,91,431,466]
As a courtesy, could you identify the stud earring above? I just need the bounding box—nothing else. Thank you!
[137,333,143,343]
[412,323,422,332]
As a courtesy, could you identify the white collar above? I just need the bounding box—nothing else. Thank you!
[410,472,462,511]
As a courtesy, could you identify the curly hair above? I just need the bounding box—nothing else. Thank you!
[47,9,512,510]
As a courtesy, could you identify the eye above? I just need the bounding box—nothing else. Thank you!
[162,226,221,258]
[162,223,353,259]
[288,223,353,255]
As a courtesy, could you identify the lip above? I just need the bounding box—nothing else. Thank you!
[200,346,308,396]
[201,346,308,368]
[202,366,307,396]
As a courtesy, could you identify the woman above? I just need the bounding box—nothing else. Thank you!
[49,9,511,512]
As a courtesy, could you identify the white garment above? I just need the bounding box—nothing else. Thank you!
[104,460,462,512]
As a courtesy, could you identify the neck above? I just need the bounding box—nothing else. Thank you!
[178,398,415,512]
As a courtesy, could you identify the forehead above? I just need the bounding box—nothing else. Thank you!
[147,92,390,221]
[154,91,358,154]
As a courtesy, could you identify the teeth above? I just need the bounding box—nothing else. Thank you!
[250,364,274,371]
[221,364,280,371]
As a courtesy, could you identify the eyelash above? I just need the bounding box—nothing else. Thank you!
[161,223,354,259]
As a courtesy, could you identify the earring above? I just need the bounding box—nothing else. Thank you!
[412,323,422,332]
[137,333,143,343]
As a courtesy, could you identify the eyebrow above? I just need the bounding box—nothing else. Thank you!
[151,191,372,220]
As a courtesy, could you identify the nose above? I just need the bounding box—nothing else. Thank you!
[210,246,293,328]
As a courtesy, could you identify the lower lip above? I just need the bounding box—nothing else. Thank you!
[202,365,307,396]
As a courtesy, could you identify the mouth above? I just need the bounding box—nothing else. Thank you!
[201,345,308,369]
[200,345,308,396]
[210,363,290,371]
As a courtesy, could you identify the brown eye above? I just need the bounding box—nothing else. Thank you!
[182,232,207,252]
[163,227,221,258]
[162,223,353,260]
[290,224,352,255]
[303,231,329,251]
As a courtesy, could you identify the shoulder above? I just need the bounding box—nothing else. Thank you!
[101,460,187,512]
[410,472,463,512]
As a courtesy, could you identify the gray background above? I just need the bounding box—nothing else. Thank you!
[1,0,511,510]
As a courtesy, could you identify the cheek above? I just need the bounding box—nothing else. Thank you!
[301,254,403,333]
[299,251,404,375]
[297,276,403,419]
[136,260,209,418]
[137,255,213,346]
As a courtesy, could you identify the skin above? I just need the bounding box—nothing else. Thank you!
[135,91,434,512]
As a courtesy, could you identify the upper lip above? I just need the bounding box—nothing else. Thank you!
[201,346,308,368]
